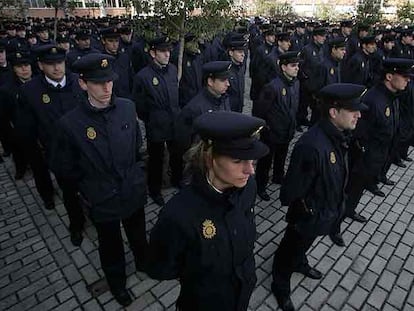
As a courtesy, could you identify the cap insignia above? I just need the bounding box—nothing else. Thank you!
[385,107,390,117]
[16,52,22,58]
[251,125,264,138]
[51,47,57,54]
[152,77,159,86]
[202,219,216,239]
[101,59,108,68]
[42,94,51,104]
[282,88,287,96]
[330,151,336,164]
[361,62,365,68]
[330,67,335,75]
[86,127,97,140]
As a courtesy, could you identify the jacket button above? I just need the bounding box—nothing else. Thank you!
[233,229,237,236]
[112,189,118,194]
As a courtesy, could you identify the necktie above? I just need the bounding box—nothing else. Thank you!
[56,84,62,89]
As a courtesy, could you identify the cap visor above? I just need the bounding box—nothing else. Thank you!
[83,72,118,82]
[219,141,269,160]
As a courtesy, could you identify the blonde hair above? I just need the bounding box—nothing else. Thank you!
[183,140,214,182]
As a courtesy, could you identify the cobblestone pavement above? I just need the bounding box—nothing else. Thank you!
[2,72,414,311]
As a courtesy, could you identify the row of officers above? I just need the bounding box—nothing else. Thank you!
[0,22,413,310]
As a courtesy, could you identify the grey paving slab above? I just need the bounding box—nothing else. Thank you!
[1,63,414,311]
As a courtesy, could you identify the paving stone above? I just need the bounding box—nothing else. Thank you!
[57,287,75,303]
[320,270,342,292]
[159,285,180,308]
[377,270,397,291]
[359,270,379,292]
[396,269,414,290]
[327,286,349,309]
[367,286,387,309]
[348,286,369,310]
[306,287,329,310]
[340,270,361,292]
[368,256,387,275]
[387,286,407,310]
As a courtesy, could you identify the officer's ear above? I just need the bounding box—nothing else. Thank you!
[37,61,43,71]
[384,72,393,82]
[78,78,88,91]
[149,49,156,59]
[328,106,340,119]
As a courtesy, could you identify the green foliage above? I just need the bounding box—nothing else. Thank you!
[356,0,383,24]
[0,0,28,18]
[130,0,234,80]
[256,0,296,19]
[315,4,335,21]
[397,1,414,23]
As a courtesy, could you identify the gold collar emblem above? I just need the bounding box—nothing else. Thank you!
[42,94,51,104]
[86,127,97,140]
[202,219,216,239]
[282,88,287,96]
[330,151,336,164]
[330,68,335,75]
[385,107,390,117]
[152,77,159,86]
[101,59,108,68]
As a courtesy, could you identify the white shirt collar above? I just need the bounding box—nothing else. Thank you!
[45,75,66,88]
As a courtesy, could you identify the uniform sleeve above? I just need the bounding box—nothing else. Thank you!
[147,205,188,280]
[255,83,275,120]
[280,143,319,206]
[50,120,82,181]
[14,88,38,146]
[132,74,149,122]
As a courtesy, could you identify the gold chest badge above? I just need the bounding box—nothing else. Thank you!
[42,94,51,104]
[330,151,336,164]
[361,62,365,68]
[86,127,97,140]
[330,67,335,75]
[152,77,159,86]
[385,107,390,117]
[281,88,286,96]
[202,219,216,239]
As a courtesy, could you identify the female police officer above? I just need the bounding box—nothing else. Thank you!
[147,111,269,311]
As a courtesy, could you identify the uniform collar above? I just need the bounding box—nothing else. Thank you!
[319,119,349,150]
[45,75,66,88]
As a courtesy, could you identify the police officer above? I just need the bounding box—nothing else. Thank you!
[176,33,203,108]
[321,37,346,86]
[391,29,413,59]
[100,27,134,99]
[132,35,181,206]
[16,44,85,246]
[66,29,100,70]
[54,53,147,307]
[0,50,33,179]
[271,84,367,311]
[290,21,306,51]
[297,26,327,127]
[346,59,414,221]
[0,41,12,86]
[147,111,269,311]
[250,25,277,107]
[343,35,377,87]
[254,51,300,201]
[227,40,247,112]
[175,61,232,155]
[34,24,53,46]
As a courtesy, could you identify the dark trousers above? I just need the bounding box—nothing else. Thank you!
[272,225,315,296]
[296,85,313,126]
[27,144,84,233]
[345,171,375,216]
[94,208,148,294]
[147,140,182,195]
[255,142,289,191]
[55,176,85,233]
[398,141,411,159]
[0,120,14,154]
[27,144,54,203]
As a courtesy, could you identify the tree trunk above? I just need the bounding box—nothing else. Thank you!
[54,7,58,42]
[177,14,185,82]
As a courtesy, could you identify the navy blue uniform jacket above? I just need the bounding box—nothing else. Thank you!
[281,120,348,237]
[148,173,257,311]
[132,62,180,142]
[53,95,146,222]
